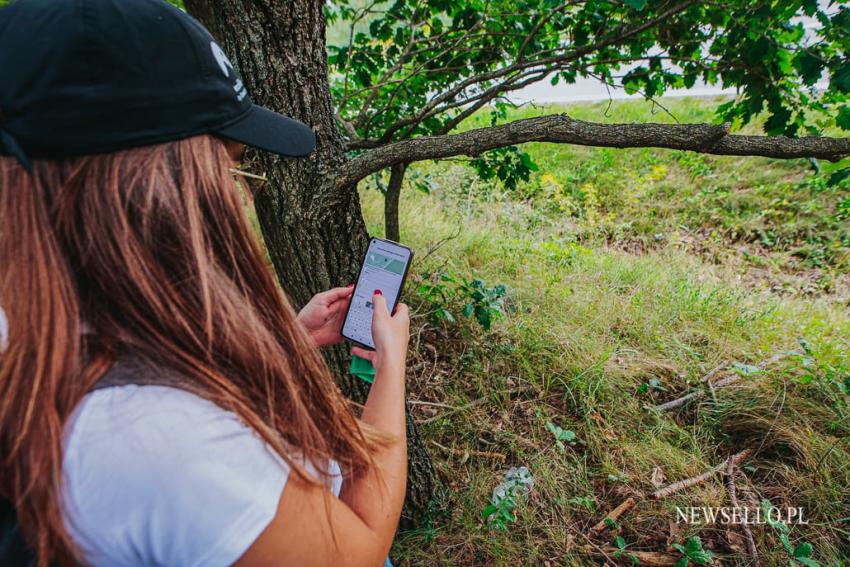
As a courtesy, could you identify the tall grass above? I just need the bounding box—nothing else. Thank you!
[351,98,850,565]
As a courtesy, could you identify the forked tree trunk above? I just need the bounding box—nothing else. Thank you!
[185,0,434,525]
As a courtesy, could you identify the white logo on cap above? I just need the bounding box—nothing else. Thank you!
[210,41,247,101]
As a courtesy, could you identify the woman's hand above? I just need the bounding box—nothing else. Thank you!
[351,291,409,373]
[296,285,354,347]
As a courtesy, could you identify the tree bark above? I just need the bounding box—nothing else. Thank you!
[335,115,850,189]
[185,0,435,525]
[384,163,407,242]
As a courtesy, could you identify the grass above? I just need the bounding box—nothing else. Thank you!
[350,98,850,565]
[414,97,850,298]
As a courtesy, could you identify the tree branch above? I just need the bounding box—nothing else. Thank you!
[366,0,698,143]
[334,114,850,189]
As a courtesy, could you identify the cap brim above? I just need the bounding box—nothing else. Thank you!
[214,104,316,157]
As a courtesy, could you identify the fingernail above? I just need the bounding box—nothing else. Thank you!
[375,289,382,296]
[346,283,354,288]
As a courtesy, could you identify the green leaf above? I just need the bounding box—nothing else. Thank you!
[793,542,813,559]
[674,558,689,567]
[733,363,764,376]
[623,0,647,9]
[481,504,498,519]
[836,106,850,131]
[780,533,794,554]
[615,536,626,550]
[832,62,850,94]
[680,537,714,565]
[827,167,850,186]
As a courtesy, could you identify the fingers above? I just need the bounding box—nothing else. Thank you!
[351,347,376,362]
[322,285,355,304]
[327,295,351,315]
[393,302,409,320]
[371,291,389,321]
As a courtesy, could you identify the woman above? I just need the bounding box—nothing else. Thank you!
[0,0,409,566]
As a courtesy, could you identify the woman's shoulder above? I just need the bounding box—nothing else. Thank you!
[63,385,292,567]
[66,384,252,451]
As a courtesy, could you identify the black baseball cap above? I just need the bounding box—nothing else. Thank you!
[0,0,316,172]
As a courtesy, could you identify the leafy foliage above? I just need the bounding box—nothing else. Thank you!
[416,271,508,329]
[545,420,579,450]
[761,499,821,567]
[328,0,850,186]
[613,535,640,565]
[672,536,714,567]
[459,278,507,330]
[481,466,534,530]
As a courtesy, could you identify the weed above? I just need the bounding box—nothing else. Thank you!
[545,420,580,450]
[672,536,714,566]
[458,278,508,330]
[761,499,820,567]
[482,467,535,531]
[613,536,640,565]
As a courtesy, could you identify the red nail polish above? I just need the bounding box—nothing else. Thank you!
[375,289,382,296]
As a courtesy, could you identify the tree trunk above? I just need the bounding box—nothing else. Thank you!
[384,163,407,242]
[185,0,434,525]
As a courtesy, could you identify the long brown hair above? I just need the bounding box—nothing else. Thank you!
[0,135,380,565]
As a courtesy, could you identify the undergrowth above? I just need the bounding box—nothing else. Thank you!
[352,98,850,566]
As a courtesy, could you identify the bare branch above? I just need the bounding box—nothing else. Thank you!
[334,114,850,189]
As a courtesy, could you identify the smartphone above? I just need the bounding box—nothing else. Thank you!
[341,237,413,350]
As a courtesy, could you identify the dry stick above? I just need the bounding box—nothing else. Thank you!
[588,449,754,540]
[726,462,761,567]
[597,547,679,566]
[588,497,638,537]
[655,374,741,411]
[651,449,753,500]
[700,360,729,383]
[416,396,488,424]
[407,400,456,409]
[430,440,506,462]
[653,352,799,412]
[652,373,742,411]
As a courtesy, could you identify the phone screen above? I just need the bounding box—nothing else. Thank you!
[342,238,413,349]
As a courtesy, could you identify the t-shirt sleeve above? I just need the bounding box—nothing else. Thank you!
[62,385,291,567]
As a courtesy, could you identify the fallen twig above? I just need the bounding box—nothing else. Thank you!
[588,449,755,541]
[700,361,729,382]
[598,547,679,566]
[418,226,462,264]
[653,373,743,411]
[651,448,752,500]
[430,440,506,461]
[416,396,488,424]
[652,352,799,412]
[588,497,637,537]
[408,400,456,409]
[726,462,761,566]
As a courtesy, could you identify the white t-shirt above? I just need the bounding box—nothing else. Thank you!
[62,384,342,567]
[0,306,7,351]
